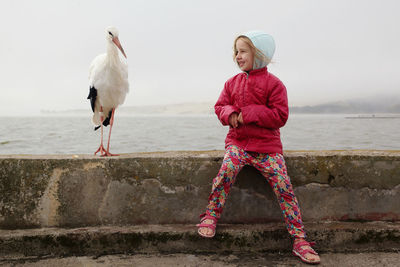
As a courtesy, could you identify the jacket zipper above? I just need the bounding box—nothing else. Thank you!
[243,72,250,150]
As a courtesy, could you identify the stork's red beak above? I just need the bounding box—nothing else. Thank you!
[112,37,127,58]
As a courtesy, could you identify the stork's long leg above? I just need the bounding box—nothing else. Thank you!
[94,106,107,156]
[102,108,119,157]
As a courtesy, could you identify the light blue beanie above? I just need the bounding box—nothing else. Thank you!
[243,30,275,69]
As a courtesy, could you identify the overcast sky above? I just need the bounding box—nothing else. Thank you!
[0,0,399,116]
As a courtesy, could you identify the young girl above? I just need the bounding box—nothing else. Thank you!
[197,31,320,265]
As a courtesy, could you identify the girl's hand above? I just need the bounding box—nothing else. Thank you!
[229,112,239,128]
[238,112,243,124]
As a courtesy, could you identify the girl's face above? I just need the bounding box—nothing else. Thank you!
[235,38,254,72]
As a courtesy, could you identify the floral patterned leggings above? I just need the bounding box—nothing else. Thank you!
[205,145,306,238]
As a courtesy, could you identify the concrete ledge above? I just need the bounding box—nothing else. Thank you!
[0,222,399,258]
[1,252,400,267]
[0,151,400,229]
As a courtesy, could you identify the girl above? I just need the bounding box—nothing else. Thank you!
[196,31,320,265]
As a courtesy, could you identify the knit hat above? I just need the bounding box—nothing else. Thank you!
[243,30,275,69]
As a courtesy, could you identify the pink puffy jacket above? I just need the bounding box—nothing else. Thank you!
[215,67,289,154]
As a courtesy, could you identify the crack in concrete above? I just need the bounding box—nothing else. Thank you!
[141,178,199,194]
[296,182,400,191]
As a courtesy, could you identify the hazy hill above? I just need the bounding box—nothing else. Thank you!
[42,95,400,115]
[291,95,400,113]
[41,102,214,115]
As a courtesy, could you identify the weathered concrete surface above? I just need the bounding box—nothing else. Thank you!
[0,151,399,229]
[0,222,399,258]
[1,252,400,267]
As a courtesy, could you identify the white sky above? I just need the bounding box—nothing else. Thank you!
[0,0,399,116]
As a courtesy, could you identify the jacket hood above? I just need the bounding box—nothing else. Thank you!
[243,30,275,69]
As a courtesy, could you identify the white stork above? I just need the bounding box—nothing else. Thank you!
[87,26,129,156]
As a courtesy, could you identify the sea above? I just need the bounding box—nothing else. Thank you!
[0,114,399,155]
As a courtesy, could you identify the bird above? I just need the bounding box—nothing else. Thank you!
[87,26,129,156]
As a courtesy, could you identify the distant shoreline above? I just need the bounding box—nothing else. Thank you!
[345,115,400,119]
[39,97,400,115]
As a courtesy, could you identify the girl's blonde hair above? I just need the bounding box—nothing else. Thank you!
[233,35,271,67]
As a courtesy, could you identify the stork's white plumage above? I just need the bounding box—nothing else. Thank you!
[87,26,129,156]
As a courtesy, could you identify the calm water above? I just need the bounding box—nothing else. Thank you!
[0,114,399,154]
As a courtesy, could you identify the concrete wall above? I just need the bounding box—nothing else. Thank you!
[0,151,399,229]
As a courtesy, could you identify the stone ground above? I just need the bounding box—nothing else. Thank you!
[0,252,399,267]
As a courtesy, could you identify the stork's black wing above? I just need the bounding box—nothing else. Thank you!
[94,109,112,131]
[87,86,97,112]
[102,110,112,127]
